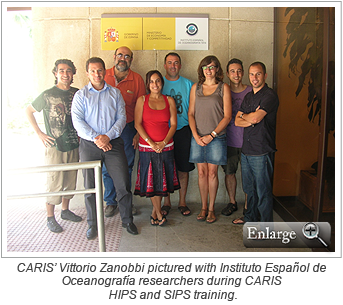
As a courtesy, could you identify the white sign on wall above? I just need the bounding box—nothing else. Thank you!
[175,17,209,50]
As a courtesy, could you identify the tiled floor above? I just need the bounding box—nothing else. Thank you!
[5,131,311,254]
[118,198,311,253]
[6,195,311,253]
[6,198,122,252]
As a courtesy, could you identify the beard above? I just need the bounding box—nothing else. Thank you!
[115,60,130,72]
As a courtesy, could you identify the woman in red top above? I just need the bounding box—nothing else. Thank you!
[134,70,180,226]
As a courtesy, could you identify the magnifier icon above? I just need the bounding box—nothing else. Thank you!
[302,222,328,247]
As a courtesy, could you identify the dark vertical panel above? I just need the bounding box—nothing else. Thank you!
[313,7,330,222]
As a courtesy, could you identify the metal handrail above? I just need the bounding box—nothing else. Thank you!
[7,161,106,252]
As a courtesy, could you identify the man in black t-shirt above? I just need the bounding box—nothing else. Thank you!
[232,62,279,224]
[26,59,82,233]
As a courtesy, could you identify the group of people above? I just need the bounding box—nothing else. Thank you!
[26,45,279,241]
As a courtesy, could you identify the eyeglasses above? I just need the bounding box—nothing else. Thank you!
[116,53,131,60]
[202,65,217,70]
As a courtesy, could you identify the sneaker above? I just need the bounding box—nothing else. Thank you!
[61,209,82,222]
[105,205,117,218]
[47,217,63,233]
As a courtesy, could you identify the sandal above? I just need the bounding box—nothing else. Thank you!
[157,215,167,226]
[197,209,207,221]
[221,202,238,216]
[150,216,158,226]
[161,205,171,216]
[178,205,191,216]
[232,216,245,225]
[206,210,216,224]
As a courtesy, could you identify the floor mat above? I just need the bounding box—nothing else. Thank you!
[6,202,122,252]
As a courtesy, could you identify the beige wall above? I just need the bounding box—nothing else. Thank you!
[32,7,274,93]
[32,6,274,204]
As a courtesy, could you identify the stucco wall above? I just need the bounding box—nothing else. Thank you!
[32,7,274,93]
[32,6,274,205]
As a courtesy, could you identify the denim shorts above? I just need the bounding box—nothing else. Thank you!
[189,134,227,165]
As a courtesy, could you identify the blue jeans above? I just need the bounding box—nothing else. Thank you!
[241,152,274,222]
[102,122,137,206]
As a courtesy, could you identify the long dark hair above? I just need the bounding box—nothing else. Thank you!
[197,55,223,84]
[145,70,164,94]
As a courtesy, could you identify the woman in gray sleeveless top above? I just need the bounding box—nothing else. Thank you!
[188,55,232,223]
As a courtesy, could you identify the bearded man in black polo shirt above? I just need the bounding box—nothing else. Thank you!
[232,62,279,224]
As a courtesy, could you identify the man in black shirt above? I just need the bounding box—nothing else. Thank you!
[232,62,279,224]
[26,59,82,233]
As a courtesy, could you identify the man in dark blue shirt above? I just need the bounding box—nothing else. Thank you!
[232,62,279,224]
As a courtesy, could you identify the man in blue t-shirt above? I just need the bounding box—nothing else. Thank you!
[161,52,195,216]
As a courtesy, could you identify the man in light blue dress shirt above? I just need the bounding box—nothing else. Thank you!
[72,57,138,239]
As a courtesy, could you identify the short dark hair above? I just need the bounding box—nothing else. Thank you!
[249,61,266,74]
[145,70,164,94]
[197,55,223,84]
[164,52,181,65]
[226,58,243,72]
[52,59,76,84]
[85,57,106,71]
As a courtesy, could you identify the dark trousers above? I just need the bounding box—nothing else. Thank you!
[79,138,133,226]
[102,122,137,205]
